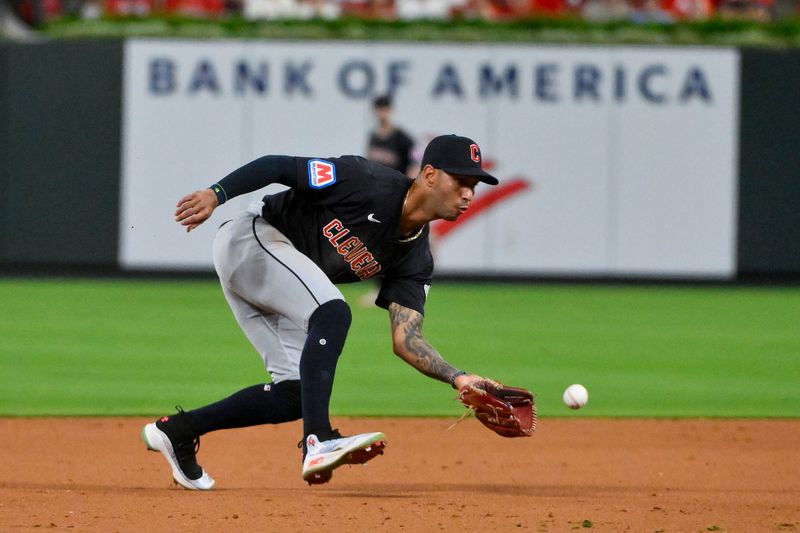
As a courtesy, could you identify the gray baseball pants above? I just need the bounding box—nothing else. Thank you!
[212,214,344,383]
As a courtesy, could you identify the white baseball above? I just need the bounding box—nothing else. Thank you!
[563,384,589,409]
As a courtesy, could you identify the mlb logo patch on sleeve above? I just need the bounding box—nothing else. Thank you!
[308,159,337,189]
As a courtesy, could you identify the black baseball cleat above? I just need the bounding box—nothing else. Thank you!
[141,407,215,490]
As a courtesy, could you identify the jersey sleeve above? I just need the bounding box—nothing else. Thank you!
[210,155,297,205]
[375,242,433,316]
[210,155,370,206]
[289,155,373,203]
[256,155,376,212]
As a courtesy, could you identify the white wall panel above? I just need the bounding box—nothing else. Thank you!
[121,41,739,278]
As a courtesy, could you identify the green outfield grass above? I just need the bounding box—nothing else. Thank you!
[0,278,798,417]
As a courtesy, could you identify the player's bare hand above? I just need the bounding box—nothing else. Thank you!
[175,189,219,232]
[453,373,484,390]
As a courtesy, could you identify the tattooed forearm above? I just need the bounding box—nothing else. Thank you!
[388,303,460,384]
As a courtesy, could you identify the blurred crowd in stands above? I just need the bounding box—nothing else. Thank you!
[4,0,799,29]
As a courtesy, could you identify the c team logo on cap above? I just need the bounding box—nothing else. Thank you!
[309,159,337,188]
[470,144,481,163]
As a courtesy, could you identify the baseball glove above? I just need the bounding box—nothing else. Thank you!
[458,379,537,437]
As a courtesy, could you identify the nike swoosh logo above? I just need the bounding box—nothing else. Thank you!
[367,213,381,223]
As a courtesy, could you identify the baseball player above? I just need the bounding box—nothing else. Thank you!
[367,94,417,177]
[141,134,498,489]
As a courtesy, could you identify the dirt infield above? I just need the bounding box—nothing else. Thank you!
[1,417,798,532]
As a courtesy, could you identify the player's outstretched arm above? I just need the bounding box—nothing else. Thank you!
[388,302,482,389]
[175,188,219,232]
[176,155,298,233]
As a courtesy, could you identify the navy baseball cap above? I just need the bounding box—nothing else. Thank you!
[421,134,499,186]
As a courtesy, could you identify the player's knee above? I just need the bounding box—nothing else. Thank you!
[309,299,352,334]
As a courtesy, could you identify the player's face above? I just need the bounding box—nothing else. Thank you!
[373,105,391,125]
[435,171,479,221]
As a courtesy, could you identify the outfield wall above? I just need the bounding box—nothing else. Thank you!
[0,42,122,268]
[737,49,800,278]
[0,42,797,279]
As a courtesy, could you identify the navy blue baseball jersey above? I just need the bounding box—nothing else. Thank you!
[213,155,433,315]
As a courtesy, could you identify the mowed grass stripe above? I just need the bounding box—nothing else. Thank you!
[1,278,798,417]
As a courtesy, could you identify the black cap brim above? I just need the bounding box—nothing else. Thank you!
[440,166,499,186]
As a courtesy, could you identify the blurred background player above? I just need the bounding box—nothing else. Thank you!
[362,94,418,306]
[367,94,418,178]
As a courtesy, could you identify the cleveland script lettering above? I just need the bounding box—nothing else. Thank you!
[322,219,382,280]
